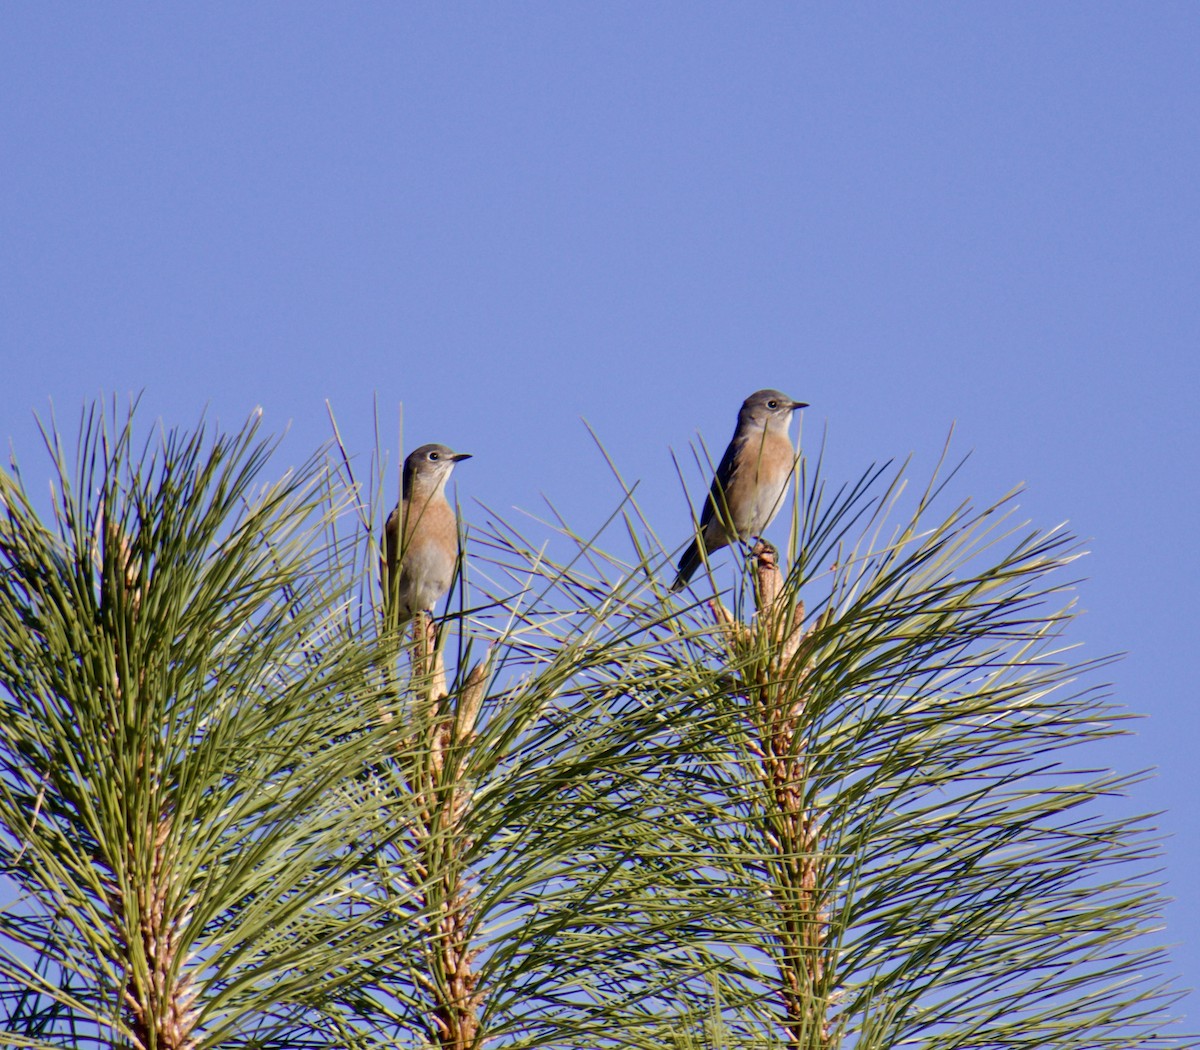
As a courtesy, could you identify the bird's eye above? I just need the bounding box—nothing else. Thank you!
[766,399,779,409]
[429,451,440,461]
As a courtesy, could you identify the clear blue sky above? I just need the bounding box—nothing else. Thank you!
[2,2,1197,1023]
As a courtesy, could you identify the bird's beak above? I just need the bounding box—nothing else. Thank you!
[452,452,473,462]
[790,400,809,411]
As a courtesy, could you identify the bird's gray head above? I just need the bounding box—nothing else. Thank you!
[737,389,808,432]
[402,443,472,496]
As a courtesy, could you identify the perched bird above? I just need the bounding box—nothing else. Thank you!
[381,443,471,623]
[670,389,807,592]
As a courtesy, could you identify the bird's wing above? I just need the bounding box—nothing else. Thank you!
[698,435,743,529]
[382,505,401,578]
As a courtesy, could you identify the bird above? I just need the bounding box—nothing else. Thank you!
[381,443,471,624]
[670,389,808,592]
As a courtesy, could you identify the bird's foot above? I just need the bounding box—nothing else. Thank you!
[750,537,778,560]
[748,540,781,587]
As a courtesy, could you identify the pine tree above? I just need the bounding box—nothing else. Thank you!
[0,402,1187,1049]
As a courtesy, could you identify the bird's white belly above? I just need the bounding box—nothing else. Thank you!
[739,475,789,537]
[397,545,455,618]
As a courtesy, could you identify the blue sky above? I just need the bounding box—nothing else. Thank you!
[2,1,1197,1024]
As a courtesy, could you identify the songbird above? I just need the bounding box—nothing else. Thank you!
[670,389,807,592]
[381,443,471,623]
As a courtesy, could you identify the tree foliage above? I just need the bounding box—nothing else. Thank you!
[0,402,1188,1049]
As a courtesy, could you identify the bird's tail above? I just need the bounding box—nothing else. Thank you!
[670,540,704,593]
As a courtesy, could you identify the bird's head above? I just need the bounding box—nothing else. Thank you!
[738,389,808,432]
[402,443,472,497]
